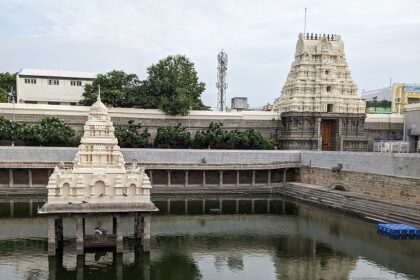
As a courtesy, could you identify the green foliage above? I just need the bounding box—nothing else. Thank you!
[145,55,208,115]
[0,72,16,91]
[0,116,14,139]
[0,116,78,146]
[0,72,16,102]
[79,56,209,116]
[114,120,150,148]
[154,124,192,148]
[193,122,276,150]
[0,88,7,102]
[366,100,392,108]
[80,70,141,107]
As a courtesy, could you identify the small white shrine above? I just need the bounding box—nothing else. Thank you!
[46,95,151,204]
[39,94,157,257]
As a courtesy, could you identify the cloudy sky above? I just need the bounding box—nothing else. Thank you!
[1,0,419,109]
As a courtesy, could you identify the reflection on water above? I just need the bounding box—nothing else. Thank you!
[0,196,419,280]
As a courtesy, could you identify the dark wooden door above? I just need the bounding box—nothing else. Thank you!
[321,120,332,151]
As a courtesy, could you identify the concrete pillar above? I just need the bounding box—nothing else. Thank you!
[56,217,63,251]
[75,216,85,255]
[338,118,343,151]
[236,170,240,186]
[134,213,142,242]
[282,169,287,185]
[185,171,189,187]
[202,199,206,214]
[113,215,123,254]
[252,171,256,186]
[9,169,13,187]
[202,171,206,186]
[76,255,85,280]
[219,198,223,213]
[167,171,171,187]
[185,199,188,214]
[317,118,322,151]
[167,199,171,214]
[115,253,123,280]
[251,199,255,214]
[267,170,271,186]
[142,213,151,253]
[235,199,239,214]
[48,254,64,280]
[267,199,270,214]
[219,171,223,187]
[48,217,57,256]
[28,169,33,187]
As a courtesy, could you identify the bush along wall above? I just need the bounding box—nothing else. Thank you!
[0,118,277,149]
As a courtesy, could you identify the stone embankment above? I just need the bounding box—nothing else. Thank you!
[279,183,420,228]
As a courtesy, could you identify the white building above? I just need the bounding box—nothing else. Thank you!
[16,69,96,105]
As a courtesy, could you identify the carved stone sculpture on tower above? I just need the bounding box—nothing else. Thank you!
[274,33,365,113]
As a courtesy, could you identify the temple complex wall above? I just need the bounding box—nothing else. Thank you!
[0,103,403,150]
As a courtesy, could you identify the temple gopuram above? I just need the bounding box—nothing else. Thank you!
[275,33,367,151]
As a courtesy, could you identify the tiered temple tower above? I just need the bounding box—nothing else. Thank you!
[40,94,157,257]
[275,33,367,151]
[46,95,151,204]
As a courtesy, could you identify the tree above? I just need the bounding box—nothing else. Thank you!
[39,117,78,146]
[193,122,226,149]
[0,116,78,146]
[0,116,13,140]
[0,72,16,102]
[144,55,209,115]
[154,124,192,148]
[193,122,276,150]
[80,70,141,107]
[0,88,7,103]
[114,120,150,148]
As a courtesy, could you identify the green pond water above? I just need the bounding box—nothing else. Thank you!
[0,196,419,280]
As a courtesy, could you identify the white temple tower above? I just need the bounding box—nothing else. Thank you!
[45,94,152,204]
[275,33,368,151]
[39,94,157,257]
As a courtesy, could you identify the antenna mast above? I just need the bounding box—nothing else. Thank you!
[216,49,228,111]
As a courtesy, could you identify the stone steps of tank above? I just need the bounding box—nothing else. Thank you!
[277,184,420,227]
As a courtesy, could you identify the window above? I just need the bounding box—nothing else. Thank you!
[24,101,38,104]
[327,104,334,112]
[24,78,36,84]
[326,86,332,92]
[70,102,77,106]
[71,80,82,86]
[408,98,420,104]
[48,79,60,85]
[48,101,61,105]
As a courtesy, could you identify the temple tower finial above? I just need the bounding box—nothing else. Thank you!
[98,85,101,101]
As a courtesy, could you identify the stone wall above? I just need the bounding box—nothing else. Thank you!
[0,103,404,150]
[300,151,420,178]
[300,167,420,204]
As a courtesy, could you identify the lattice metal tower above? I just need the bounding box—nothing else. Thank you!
[216,49,228,111]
